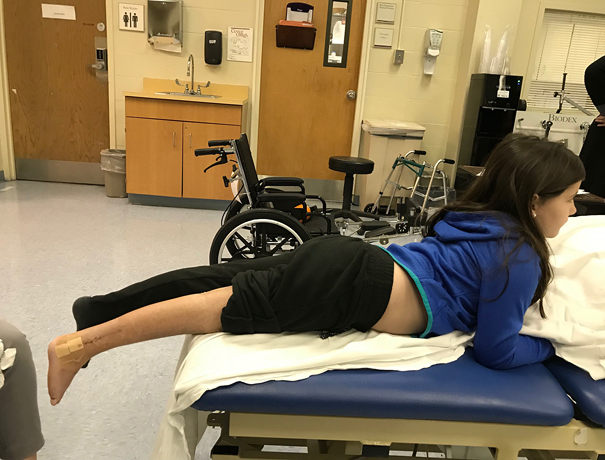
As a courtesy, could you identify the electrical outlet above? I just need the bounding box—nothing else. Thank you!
[394,49,404,65]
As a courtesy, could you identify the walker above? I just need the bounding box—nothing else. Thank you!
[367,150,455,218]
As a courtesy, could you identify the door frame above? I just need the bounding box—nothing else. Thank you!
[106,0,117,150]
[249,0,373,163]
[0,0,15,181]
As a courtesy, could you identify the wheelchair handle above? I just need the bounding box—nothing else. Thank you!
[195,147,224,157]
[414,150,427,156]
[208,139,232,147]
[443,159,456,165]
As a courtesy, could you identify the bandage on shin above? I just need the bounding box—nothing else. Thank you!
[55,336,85,365]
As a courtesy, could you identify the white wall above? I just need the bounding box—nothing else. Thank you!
[107,0,258,150]
[2,0,604,179]
[362,0,468,164]
[443,0,524,165]
[107,0,470,164]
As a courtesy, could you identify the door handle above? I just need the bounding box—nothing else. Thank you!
[346,90,357,100]
[173,132,176,146]
[89,63,104,70]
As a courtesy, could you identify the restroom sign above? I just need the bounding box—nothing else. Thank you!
[118,3,144,32]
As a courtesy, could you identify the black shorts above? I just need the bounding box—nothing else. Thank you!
[222,235,394,334]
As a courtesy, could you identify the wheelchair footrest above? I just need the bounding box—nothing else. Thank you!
[357,221,392,235]
[365,226,396,238]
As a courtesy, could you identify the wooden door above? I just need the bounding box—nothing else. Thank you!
[257,0,366,180]
[3,0,109,182]
[125,118,182,197]
[183,122,241,200]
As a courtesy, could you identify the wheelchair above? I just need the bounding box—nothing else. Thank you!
[196,134,338,264]
[198,135,455,264]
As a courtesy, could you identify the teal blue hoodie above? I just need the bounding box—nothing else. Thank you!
[385,211,555,370]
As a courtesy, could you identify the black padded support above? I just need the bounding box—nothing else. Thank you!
[329,156,374,215]
[261,177,305,187]
[329,156,374,175]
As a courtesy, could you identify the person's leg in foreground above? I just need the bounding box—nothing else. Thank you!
[0,320,44,460]
[49,286,232,405]
[49,236,420,405]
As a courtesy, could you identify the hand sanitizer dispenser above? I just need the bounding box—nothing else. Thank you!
[424,29,443,75]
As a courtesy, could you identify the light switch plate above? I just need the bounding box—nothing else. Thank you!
[394,49,404,65]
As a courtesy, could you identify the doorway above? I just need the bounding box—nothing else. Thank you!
[256,0,367,183]
[3,0,110,184]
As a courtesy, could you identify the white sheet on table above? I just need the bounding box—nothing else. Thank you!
[522,215,605,379]
[152,330,472,460]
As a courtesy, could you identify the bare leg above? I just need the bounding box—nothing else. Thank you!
[48,286,232,406]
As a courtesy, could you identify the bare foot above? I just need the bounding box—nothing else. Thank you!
[47,334,88,405]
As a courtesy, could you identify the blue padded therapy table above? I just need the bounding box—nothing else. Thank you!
[192,349,605,460]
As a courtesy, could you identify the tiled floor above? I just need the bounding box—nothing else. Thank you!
[0,181,224,460]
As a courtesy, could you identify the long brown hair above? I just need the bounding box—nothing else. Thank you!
[424,133,585,317]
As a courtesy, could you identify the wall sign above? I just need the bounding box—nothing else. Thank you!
[41,4,76,21]
[119,3,144,32]
[228,27,253,62]
[373,28,394,48]
[376,3,396,24]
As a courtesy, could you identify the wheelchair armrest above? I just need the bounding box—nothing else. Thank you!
[256,193,306,206]
[257,178,306,195]
[260,177,304,187]
[305,195,327,214]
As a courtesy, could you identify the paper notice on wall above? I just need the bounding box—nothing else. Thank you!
[373,28,394,48]
[376,3,396,24]
[228,27,253,62]
[41,4,76,20]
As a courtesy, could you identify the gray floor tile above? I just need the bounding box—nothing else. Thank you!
[0,181,224,460]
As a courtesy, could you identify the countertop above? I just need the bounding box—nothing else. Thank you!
[124,78,248,106]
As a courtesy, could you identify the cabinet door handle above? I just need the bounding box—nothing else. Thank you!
[190,133,192,148]
[173,132,176,147]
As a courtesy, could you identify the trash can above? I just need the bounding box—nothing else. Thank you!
[100,149,127,198]
[355,119,426,210]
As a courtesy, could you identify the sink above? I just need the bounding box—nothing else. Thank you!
[155,91,221,99]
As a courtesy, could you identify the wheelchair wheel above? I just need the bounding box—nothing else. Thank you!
[210,209,312,264]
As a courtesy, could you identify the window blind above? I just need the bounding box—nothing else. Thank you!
[528,9,605,114]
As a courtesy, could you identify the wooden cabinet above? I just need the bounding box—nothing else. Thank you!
[125,118,183,197]
[125,96,246,200]
[183,122,241,200]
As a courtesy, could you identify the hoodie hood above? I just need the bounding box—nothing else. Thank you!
[434,212,517,243]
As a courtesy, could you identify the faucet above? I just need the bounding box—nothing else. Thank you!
[174,55,212,95]
[187,54,195,94]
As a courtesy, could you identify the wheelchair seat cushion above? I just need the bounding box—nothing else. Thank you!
[545,357,605,427]
[329,156,374,175]
[193,349,573,426]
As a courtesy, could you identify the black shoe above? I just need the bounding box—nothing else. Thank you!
[72,296,92,331]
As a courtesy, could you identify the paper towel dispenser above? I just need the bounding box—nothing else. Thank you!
[148,0,183,52]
